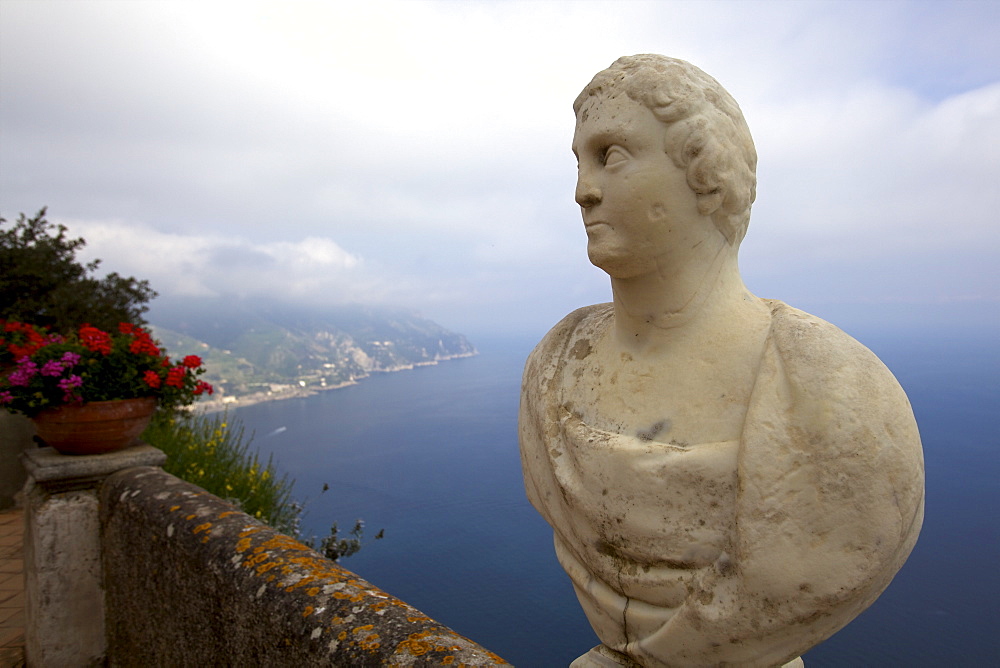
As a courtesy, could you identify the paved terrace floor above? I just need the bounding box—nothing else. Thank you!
[0,508,24,668]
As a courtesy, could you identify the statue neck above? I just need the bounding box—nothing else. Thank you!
[609,245,758,354]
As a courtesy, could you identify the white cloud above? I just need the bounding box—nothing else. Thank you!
[748,79,1000,250]
[62,218,373,303]
[2,0,998,334]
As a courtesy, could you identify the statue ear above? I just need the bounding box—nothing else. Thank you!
[699,192,739,245]
[697,191,723,216]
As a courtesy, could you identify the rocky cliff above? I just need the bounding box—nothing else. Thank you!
[147,298,476,405]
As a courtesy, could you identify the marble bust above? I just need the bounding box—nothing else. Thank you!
[519,55,924,668]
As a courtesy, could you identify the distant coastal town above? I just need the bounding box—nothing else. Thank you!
[193,351,478,414]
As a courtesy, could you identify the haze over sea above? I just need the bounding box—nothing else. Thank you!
[232,320,999,667]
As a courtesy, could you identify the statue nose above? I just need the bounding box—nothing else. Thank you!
[575,177,601,209]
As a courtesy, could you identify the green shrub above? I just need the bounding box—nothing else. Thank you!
[143,411,301,536]
[1,208,156,334]
[143,410,382,559]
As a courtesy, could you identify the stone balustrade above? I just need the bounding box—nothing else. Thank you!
[22,444,509,667]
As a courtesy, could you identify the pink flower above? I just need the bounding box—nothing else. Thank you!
[58,375,82,391]
[40,360,65,377]
[7,359,38,386]
[57,375,83,402]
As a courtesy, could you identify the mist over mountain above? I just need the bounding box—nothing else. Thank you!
[146,296,476,405]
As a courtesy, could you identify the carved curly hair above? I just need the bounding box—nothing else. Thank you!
[574,55,757,246]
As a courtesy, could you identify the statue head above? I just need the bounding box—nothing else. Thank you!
[574,55,757,246]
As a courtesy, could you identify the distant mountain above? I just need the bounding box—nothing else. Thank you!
[146,297,476,408]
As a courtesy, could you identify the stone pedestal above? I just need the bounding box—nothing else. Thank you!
[21,444,165,668]
[571,645,805,667]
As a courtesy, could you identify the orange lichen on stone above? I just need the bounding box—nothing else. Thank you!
[185,514,196,520]
[396,630,434,657]
[244,553,270,567]
[359,633,381,652]
[255,562,279,575]
[260,535,308,552]
[398,639,431,656]
[302,606,314,618]
[306,587,320,597]
[193,522,212,534]
[285,556,343,581]
[442,658,455,665]
[235,537,252,553]
[284,576,319,592]
[218,511,239,518]
[169,505,180,512]
[332,591,353,600]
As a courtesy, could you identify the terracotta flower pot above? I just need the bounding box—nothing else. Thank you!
[31,397,158,455]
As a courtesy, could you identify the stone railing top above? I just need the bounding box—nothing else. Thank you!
[100,466,510,666]
[22,443,166,487]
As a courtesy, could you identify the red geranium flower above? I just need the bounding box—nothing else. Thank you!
[143,370,162,389]
[121,323,161,356]
[3,321,49,358]
[79,325,113,355]
[129,336,161,356]
[182,355,203,369]
[2,319,212,417]
[165,366,187,388]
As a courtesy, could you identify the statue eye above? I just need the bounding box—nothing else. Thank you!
[602,146,627,167]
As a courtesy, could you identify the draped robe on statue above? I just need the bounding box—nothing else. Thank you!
[519,300,924,668]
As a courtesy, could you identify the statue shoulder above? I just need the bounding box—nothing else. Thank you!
[689,301,926,661]
[757,300,924,554]
[764,299,906,401]
[520,304,612,422]
[525,304,613,374]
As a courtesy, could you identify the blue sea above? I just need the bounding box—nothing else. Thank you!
[234,327,999,667]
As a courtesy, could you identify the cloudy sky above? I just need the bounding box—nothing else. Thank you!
[2,0,998,338]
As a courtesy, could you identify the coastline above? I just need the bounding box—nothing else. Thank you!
[193,351,478,414]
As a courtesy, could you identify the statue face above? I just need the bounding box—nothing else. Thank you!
[573,94,713,279]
